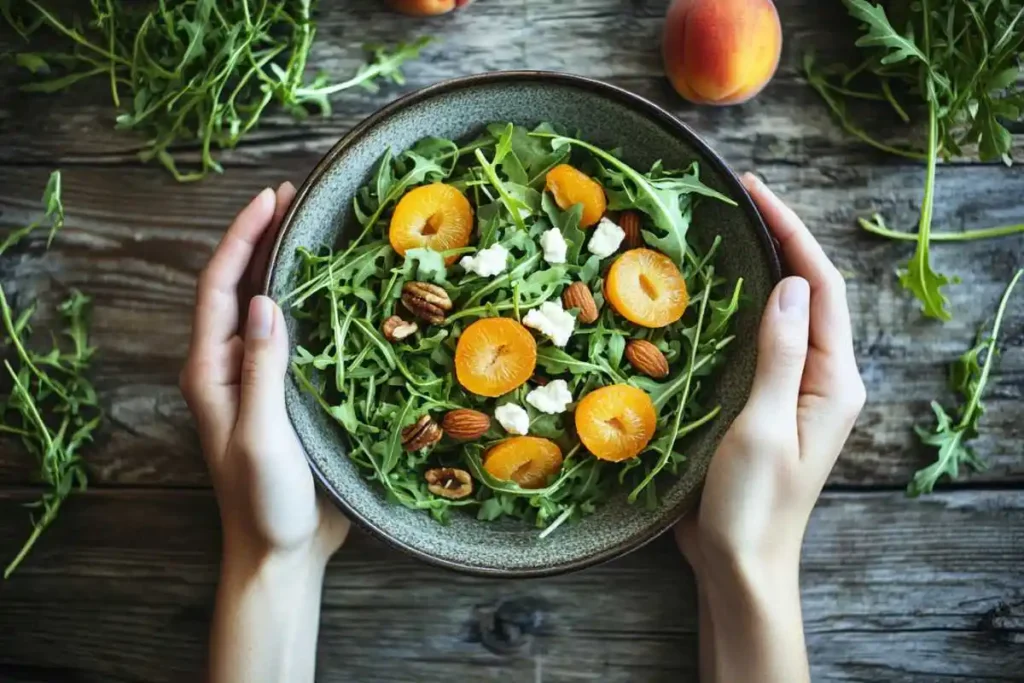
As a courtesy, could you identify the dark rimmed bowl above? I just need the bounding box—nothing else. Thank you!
[263,71,781,577]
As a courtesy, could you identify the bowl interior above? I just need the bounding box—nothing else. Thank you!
[267,73,779,576]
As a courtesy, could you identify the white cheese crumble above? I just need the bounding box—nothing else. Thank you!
[526,379,573,415]
[522,301,576,347]
[587,217,625,259]
[494,403,529,435]
[459,243,509,277]
[539,227,568,265]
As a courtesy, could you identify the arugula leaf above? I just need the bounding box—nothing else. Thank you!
[908,268,1023,496]
[4,3,431,181]
[806,0,1024,319]
[1,174,101,578]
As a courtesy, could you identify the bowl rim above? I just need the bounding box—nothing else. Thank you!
[262,70,782,578]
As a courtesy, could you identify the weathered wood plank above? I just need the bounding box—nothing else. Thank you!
[0,489,1021,682]
[1,158,1021,488]
[0,0,1020,168]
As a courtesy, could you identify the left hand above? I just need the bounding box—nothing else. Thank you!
[179,183,349,566]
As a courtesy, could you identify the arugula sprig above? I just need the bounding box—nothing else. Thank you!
[289,122,743,529]
[806,0,1024,320]
[1,171,101,578]
[908,268,1023,496]
[3,0,430,181]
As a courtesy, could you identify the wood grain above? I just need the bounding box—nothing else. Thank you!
[0,489,1021,682]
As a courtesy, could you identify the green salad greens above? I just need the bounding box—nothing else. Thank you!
[1,171,101,578]
[284,122,743,532]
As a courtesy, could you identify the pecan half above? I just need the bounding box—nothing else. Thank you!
[382,315,418,342]
[618,210,644,250]
[401,281,453,325]
[625,339,670,379]
[424,467,474,499]
[562,281,599,324]
[401,414,443,452]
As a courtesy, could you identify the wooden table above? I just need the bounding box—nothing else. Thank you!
[1,1,1022,681]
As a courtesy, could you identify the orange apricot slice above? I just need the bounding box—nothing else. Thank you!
[484,436,563,489]
[575,384,657,462]
[455,318,537,397]
[389,183,473,265]
[605,248,689,328]
[545,164,607,228]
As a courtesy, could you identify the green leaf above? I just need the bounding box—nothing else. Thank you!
[403,248,448,285]
[908,269,1023,496]
[15,53,50,73]
[843,0,929,66]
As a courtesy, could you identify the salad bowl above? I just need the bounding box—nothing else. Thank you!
[264,71,780,577]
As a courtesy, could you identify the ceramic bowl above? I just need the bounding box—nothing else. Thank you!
[264,71,781,577]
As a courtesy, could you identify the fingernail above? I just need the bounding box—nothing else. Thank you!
[247,296,274,339]
[779,277,809,314]
[255,187,274,211]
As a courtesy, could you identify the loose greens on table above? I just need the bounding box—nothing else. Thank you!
[285,122,743,531]
[0,171,101,578]
[805,0,1024,321]
[2,0,429,181]
[908,268,1023,496]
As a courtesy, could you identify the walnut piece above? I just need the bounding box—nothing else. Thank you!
[401,414,443,452]
[382,315,418,342]
[401,281,453,325]
[424,467,474,499]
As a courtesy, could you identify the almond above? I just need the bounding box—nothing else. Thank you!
[442,408,491,441]
[625,339,670,379]
[618,210,644,249]
[562,281,599,324]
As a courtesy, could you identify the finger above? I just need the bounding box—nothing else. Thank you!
[745,277,811,419]
[191,187,277,354]
[741,173,854,359]
[238,295,290,429]
[245,182,297,314]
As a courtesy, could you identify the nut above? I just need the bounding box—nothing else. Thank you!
[562,281,599,324]
[401,281,453,325]
[401,414,443,452]
[618,210,644,249]
[625,339,670,379]
[531,373,549,386]
[442,409,491,441]
[424,467,474,499]
[382,315,419,342]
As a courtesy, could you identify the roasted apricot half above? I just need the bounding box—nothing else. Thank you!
[484,436,563,489]
[389,183,473,265]
[545,164,607,228]
[454,318,537,397]
[575,384,657,461]
[605,248,689,328]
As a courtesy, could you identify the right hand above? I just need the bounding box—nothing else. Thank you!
[677,173,866,578]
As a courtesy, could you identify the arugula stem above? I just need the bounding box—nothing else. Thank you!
[860,215,1024,242]
[3,500,60,579]
[25,0,130,66]
[957,269,1022,430]
[629,275,715,503]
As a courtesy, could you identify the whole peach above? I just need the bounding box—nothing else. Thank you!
[387,0,474,16]
[662,0,782,105]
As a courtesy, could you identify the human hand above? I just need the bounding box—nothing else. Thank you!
[677,173,866,576]
[674,174,865,683]
[180,184,349,567]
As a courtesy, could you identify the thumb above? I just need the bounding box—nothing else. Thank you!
[746,276,810,415]
[239,295,289,425]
